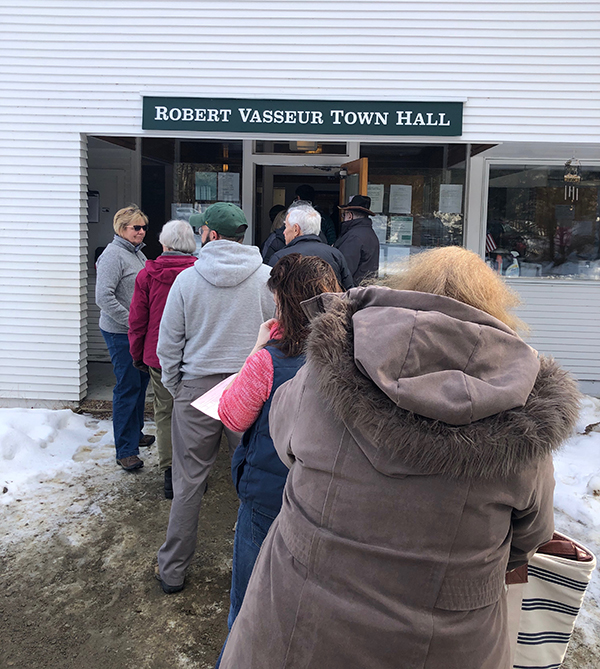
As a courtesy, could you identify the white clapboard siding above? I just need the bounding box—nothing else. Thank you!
[0,132,88,402]
[87,270,110,363]
[1,2,599,143]
[509,280,600,381]
[1,1,600,402]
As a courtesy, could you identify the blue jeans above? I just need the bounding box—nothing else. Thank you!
[215,502,277,667]
[101,329,149,460]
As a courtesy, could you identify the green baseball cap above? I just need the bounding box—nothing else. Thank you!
[189,203,248,237]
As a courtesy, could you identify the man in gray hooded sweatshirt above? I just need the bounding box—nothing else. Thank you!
[155,203,275,594]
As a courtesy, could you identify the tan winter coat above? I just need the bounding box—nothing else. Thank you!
[220,286,580,669]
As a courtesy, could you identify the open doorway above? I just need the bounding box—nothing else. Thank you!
[84,136,357,399]
[254,165,342,249]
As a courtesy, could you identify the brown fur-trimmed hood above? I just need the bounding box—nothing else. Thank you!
[304,286,580,479]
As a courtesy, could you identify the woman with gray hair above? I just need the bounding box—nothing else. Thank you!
[129,219,197,497]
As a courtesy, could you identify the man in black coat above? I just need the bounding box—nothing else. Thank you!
[335,194,380,284]
[268,204,354,290]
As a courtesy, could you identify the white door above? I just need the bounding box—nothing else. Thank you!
[87,168,126,362]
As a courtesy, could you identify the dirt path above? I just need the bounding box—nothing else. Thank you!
[1,440,237,669]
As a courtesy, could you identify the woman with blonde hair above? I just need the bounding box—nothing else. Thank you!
[381,245,524,332]
[95,204,153,471]
[219,246,580,669]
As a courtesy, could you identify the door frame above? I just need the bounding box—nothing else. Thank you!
[339,157,369,205]
[241,140,360,243]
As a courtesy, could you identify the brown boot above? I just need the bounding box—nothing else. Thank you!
[117,455,144,471]
[139,434,155,448]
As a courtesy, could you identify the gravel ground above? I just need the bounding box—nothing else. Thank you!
[0,435,237,669]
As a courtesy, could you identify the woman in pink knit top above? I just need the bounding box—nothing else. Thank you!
[216,254,341,658]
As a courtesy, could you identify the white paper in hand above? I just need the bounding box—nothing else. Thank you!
[190,373,238,420]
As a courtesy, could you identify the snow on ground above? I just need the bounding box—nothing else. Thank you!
[0,408,156,547]
[1,400,599,648]
[1,408,114,498]
[553,395,600,644]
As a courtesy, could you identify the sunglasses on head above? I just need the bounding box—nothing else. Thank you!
[129,224,148,231]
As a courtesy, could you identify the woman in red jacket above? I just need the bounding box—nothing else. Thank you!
[129,219,197,498]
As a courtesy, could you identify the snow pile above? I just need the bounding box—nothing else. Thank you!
[0,408,116,503]
[553,395,600,643]
[554,396,600,528]
[0,408,159,553]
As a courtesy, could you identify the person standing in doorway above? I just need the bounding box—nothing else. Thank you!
[294,184,337,245]
[335,194,380,284]
[95,204,154,472]
[155,202,275,595]
[261,205,287,263]
[128,219,197,498]
[268,204,354,290]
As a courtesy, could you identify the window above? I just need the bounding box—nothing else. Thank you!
[140,138,243,256]
[360,144,466,275]
[254,141,346,155]
[486,164,600,279]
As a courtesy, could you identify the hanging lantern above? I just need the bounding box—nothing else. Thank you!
[564,158,581,202]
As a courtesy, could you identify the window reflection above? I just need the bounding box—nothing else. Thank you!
[360,144,466,275]
[486,165,600,279]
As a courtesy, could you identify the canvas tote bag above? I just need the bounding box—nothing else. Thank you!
[507,532,596,669]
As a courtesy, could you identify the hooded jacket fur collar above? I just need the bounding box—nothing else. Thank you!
[304,286,580,480]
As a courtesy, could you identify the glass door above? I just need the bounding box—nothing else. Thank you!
[339,158,369,205]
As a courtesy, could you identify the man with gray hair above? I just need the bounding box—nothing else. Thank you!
[268,203,353,290]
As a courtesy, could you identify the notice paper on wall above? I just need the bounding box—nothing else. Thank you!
[372,215,388,244]
[389,216,413,246]
[381,245,411,268]
[171,203,199,222]
[195,172,218,201]
[273,188,286,207]
[218,172,240,202]
[438,184,463,214]
[367,184,384,213]
[191,373,238,420]
[389,184,412,214]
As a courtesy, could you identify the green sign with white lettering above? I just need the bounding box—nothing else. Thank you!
[142,97,463,136]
